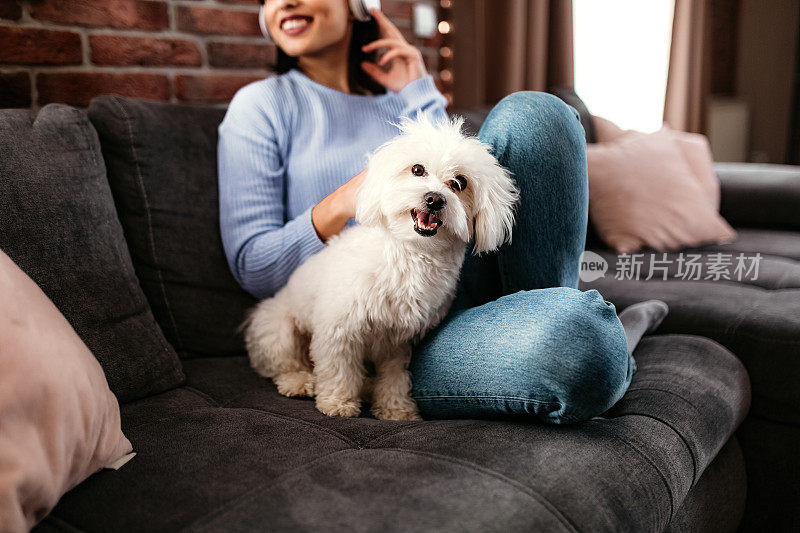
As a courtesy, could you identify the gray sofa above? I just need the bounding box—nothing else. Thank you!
[0,93,794,531]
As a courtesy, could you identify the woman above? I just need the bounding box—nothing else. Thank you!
[218,0,665,423]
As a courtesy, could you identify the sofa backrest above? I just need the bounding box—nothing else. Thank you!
[2,92,607,374]
[87,95,259,360]
[0,104,185,403]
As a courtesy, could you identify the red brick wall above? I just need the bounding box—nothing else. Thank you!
[0,0,445,109]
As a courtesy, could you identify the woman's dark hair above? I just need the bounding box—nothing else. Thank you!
[269,18,387,96]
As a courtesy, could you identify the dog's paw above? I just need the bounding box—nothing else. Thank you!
[371,402,423,421]
[316,397,361,418]
[273,371,315,398]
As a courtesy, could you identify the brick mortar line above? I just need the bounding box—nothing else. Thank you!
[172,1,260,12]
[169,71,177,103]
[169,1,176,32]
[80,29,89,66]
[20,65,271,75]
[0,20,267,41]
[85,30,270,44]
[20,1,31,23]
[20,1,38,106]
[1,18,423,40]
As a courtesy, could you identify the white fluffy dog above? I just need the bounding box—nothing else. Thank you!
[238,113,521,420]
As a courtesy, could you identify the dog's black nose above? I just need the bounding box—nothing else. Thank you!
[424,192,446,211]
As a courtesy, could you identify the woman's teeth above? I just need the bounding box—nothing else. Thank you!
[283,19,309,30]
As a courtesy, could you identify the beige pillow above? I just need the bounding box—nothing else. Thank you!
[587,126,737,253]
[671,129,721,211]
[593,115,628,143]
[593,115,721,210]
[0,249,134,532]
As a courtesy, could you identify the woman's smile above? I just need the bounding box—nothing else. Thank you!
[281,15,313,37]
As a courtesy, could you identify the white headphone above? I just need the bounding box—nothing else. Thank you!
[258,0,381,43]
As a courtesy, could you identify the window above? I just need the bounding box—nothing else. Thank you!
[573,0,675,133]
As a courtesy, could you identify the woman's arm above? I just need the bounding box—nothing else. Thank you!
[395,73,449,125]
[218,85,328,300]
[360,8,449,125]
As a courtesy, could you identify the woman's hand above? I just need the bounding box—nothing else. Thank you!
[311,168,368,243]
[360,8,428,93]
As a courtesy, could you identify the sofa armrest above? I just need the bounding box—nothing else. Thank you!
[714,162,800,231]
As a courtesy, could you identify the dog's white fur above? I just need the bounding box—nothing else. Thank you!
[238,113,521,420]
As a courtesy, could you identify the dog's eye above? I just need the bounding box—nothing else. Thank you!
[411,164,426,176]
[450,175,468,192]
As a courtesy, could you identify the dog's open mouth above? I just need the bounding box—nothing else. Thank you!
[411,208,442,236]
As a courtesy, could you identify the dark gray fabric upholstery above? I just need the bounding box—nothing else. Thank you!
[715,162,800,231]
[36,334,749,532]
[696,227,800,262]
[448,105,494,137]
[580,231,800,426]
[86,95,258,359]
[579,225,800,529]
[736,415,800,532]
[664,438,746,533]
[0,104,184,403]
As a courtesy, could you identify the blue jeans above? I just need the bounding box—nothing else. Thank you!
[409,91,635,424]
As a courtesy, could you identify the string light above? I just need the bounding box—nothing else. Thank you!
[437,0,454,107]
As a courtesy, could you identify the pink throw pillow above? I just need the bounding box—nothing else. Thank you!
[0,249,134,532]
[593,116,721,210]
[671,129,721,210]
[593,115,628,143]
[587,127,737,253]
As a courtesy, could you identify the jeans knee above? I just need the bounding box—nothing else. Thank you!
[546,289,633,424]
[480,91,586,157]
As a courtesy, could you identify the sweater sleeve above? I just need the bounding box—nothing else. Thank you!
[218,84,326,300]
[395,73,450,125]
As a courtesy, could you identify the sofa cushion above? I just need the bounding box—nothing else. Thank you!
[715,162,800,231]
[586,127,737,253]
[87,95,257,359]
[38,334,749,532]
[580,228,800,425]
[593,116,723,211]
[697,227,800,262]
[0,104,184,403]
[0,249,133,533]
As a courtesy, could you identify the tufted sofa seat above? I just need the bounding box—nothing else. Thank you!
[37,335,748,532]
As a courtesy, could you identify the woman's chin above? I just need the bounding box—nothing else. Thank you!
[276,43,306,56]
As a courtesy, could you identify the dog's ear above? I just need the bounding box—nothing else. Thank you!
[355,163,385,228]
[471,165,520,255]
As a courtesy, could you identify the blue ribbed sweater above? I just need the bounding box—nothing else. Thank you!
[217,68,449,299]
